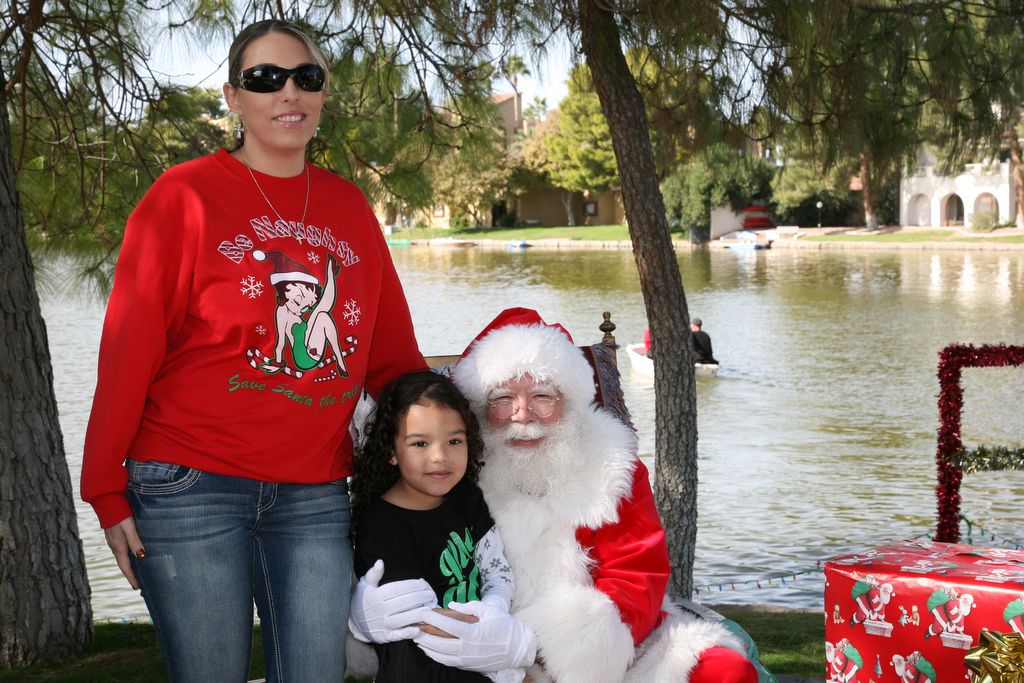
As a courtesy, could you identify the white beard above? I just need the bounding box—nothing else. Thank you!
[480,414,585,497]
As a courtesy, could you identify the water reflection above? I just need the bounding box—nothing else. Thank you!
[46,246,1024,615]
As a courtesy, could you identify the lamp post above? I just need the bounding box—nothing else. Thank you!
[816,200,823,229]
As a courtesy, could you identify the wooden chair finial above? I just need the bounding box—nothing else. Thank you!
[600,311,616,346]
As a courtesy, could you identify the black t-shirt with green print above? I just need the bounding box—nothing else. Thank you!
[355,479,494,683]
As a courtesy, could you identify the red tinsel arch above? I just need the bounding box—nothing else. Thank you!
[935,343,1024,542]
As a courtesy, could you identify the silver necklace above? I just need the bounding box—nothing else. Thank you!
[242,154,311,226]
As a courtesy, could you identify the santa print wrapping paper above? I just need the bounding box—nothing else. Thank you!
[824,540,1024,682]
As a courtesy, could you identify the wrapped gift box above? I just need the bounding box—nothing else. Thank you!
[824,540,1024,682]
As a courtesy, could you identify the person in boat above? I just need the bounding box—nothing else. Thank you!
[80,19,425,682]
[350,308,755,682]
[642,325,654,359]
[690,317,718,365]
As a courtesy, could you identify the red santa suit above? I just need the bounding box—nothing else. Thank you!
[452,308,753,683]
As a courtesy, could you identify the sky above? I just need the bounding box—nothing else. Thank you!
[153,30,573,112]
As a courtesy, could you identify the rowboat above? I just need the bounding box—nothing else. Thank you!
[625,343,719,377]
[427,237,476,247]
[723,230,771,251]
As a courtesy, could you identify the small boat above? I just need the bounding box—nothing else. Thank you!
[723,230,771,250]
[505,239,531,250]
[427,237,476,247]
[625,343,719,377]
[696,362,721,377]
[625,343,653,376]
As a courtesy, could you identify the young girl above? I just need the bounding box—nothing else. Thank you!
[351,370,521,682]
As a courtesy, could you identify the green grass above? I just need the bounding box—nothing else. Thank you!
[804,228,1024,244]
[0,623,265,682]
[803,229,956,242]
[717,606,825,678]
[952,233,1024,243]
[0,609,823,681]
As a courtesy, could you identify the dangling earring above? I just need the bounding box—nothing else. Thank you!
[234,118,244,142]
[314,126,320,138]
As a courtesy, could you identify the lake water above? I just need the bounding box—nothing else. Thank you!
[43,245,1024,618]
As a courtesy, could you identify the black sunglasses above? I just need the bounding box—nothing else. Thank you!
[237,63,326,93]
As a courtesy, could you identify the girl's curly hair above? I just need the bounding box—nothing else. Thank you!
[351,370,484,527]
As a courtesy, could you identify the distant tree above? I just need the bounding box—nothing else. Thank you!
[16,86,229,281]
[542,65,619,225]
[662,143,774,240]
[770,3,927,230]
[499,54,529,124]
[918,7,1024,227]
[523,96,547,124]
[770,133,861,228]
[431,127,516,227]
[313,46,446,224]
[628,46,741,180]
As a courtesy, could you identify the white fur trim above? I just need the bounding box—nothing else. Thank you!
[479,408,646,682]
[518,582,635,683]
[269,271,318,286]
[453,323,596,411]
[625,598,746,681]
[344,632,378,677]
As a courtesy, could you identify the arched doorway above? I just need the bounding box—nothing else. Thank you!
[907,193,931,226]
[974,193,999,214]
[944,194,964,226]
[971,193,999,230]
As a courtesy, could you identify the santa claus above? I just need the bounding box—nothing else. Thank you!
[349,308,756,682]
[849,575,894,627]
[924,586,974,639]
[826,638,862,682]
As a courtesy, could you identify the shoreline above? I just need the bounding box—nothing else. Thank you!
[402,233,1024,252]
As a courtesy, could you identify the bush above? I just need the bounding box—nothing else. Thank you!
[496,211,520,228]
[971,210,998,232]
[449,213,473,230]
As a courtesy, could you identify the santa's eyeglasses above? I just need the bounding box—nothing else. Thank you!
[486,394,561,419]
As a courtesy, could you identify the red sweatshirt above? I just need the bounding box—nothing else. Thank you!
[82,149,425,528]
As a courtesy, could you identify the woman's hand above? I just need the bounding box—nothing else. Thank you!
[103,516,145,590]
[417,607,480,638]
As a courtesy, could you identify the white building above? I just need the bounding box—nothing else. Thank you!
[900,147,1016,228]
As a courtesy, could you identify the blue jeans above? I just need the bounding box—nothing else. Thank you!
[127,459,352,683]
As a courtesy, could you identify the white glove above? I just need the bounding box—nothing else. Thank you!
[413,600,536,672]
[348,559,437,643]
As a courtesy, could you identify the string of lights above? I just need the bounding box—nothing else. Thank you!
[692,516,1023,596]
[959,515,1023,550]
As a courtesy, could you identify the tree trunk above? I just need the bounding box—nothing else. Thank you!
[577,0,697,597]
[860,150,878,231]
[0,69,92,666]
[1008,126,1024,229]
[560,190,576,226]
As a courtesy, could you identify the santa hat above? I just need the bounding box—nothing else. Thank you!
[452,307,596,411]
[253,249,318,286]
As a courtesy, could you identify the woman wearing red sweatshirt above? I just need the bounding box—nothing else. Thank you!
[81,19,424,682]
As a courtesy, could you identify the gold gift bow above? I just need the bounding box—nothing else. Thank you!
[966,629,1024,683]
